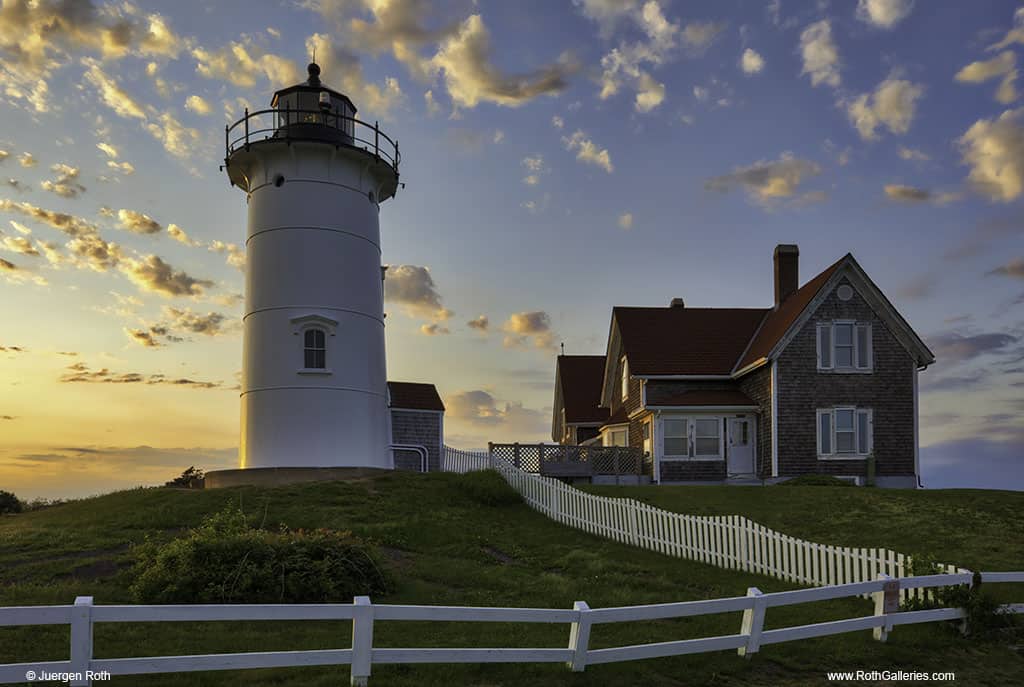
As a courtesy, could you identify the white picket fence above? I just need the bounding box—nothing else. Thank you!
[441,446,961,600]
[2,573,1022,685]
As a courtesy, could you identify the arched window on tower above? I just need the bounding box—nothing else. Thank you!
[304,328,326,369]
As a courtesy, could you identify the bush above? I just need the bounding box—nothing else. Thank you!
[777,474,855,487]
[0,490,22,514]
[130,503,390,604]
[453,470,522,506]
[165,466,205,489]
[902,554,1016,638]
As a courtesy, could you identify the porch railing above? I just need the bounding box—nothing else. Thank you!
[487,443,648,478]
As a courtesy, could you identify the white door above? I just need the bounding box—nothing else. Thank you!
[727,417,755,475]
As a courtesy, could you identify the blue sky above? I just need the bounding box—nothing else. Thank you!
[0,0,1022,498]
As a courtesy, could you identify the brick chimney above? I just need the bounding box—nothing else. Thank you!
[774,244,799,307]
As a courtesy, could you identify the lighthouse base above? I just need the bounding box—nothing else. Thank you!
[205,466,392,489]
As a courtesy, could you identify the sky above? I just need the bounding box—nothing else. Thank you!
[0,0,1022,499]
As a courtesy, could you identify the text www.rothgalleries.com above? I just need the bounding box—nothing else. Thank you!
[827,670,955,682]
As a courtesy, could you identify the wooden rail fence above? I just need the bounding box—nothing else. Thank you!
[442,447,961,600]
[2,573,1021,685]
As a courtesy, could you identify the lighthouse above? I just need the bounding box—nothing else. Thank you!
[223,63,400,472]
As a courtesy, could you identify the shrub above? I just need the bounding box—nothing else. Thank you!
[902,554,1016,638]
[165,466,205,489]
[0,490,22,514]
[453,470,522,506]
[130,503,390,604]
[777,474,855,487]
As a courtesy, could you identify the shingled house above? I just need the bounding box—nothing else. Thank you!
[551,245,935,487]
[388,381,444,472]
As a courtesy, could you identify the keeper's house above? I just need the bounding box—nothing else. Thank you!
[551,245,935,487]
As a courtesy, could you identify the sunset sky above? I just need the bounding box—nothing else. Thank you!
[1,0,1023,499]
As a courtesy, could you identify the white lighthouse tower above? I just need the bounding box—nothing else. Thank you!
[223,63,400,472]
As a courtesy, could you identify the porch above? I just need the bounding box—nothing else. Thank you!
[487,442,652,483]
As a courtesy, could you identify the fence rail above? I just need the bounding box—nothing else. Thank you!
[444,447,960,601]
[2,573,1021,685]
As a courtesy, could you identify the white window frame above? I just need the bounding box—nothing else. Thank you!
[817,406,872,460]
[621,357,629,401]
[659,415,725,462]
[817,321,872,373]
[603,425,629,447]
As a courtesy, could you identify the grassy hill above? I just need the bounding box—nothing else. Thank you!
[0,471,1021,686]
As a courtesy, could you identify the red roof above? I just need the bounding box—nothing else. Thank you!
[614,307,769,375]
[734,256,845,371]
[646,389,756,407]
[557,356,609,424]
[387,381,445,411]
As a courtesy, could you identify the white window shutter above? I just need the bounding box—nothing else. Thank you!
[817,410,832,455]
[817,324,832,369]
[856,324,872,369]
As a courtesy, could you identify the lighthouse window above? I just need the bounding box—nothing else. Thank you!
[304,328,326,369]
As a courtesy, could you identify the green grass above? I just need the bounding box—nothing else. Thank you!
[0,471,1020,686]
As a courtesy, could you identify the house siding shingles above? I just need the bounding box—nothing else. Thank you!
[775,277,916,478]
[736,365,772,478]
[390,410,441,472]
[660,460,726,481]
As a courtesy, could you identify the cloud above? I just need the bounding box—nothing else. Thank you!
[0,150,7,163]
[384,264,451,320]
[96,143,119,159]
[921,436,1024,491]
[799,20,840,88]
[67,234,123,272]
[18,152,37,167]
[562,130,614,173]
[445,389,545,429]
[167,224,199,246]
[503,311,557,350]
[208,240,246,271]
[124,327,167,348]
[898,146,930,161]
[117,209,162,235]
[419,323,450,335]
[634,72,665,112]
[429,15,575,108]
[682,21,725,52]
[143,111,201,160]
[958,107,1024,201]
[926,331,1017,363]
[126,307,232,346]
[40,163,86,198]
[988,258,1024,279]
[552,115,564,129]
[0,200,98,237]
[705,152,822,205]
[467,315,489,332]
[192,40,300,89]
[184,95,212,115]
[955,51,1018,104]
[118,255,215,297]
[82,60,147,120]
[855,0,915,29]
[1,234,40,257]
[884,184,931,202]
[0,345,27,352]
[843,74,924,140]
[304,33,404,116]
[106,160,135,176]
[919,370,988,393]
[5,178,28,192]
[58,362,222,389]
[574,0,640,34]
[988,7,1024,51]
[597,1,679,108]
[618,212,634,230]
[521,154,547,186]
[424,89,441,115]
[740,48,765,75]
[893,273,935,301]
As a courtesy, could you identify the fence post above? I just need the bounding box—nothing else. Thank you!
[737,587,766,658]
[350,596,375,686]
[872,574,898,642]
[567,601,592,672]
[70,596,93,686]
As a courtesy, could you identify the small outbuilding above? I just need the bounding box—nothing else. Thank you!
[388,381,445,472]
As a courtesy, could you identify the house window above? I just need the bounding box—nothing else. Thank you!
[607,428,628,447]
[817,407,872,458]
[693,418,721,457]
[621,357,629,401]
[817,321,872,371]
[304,328,326,369]
[662,419,688,457]
[642,420,652,455]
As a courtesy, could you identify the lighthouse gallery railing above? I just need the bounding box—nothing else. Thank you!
[225,107,400,173]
